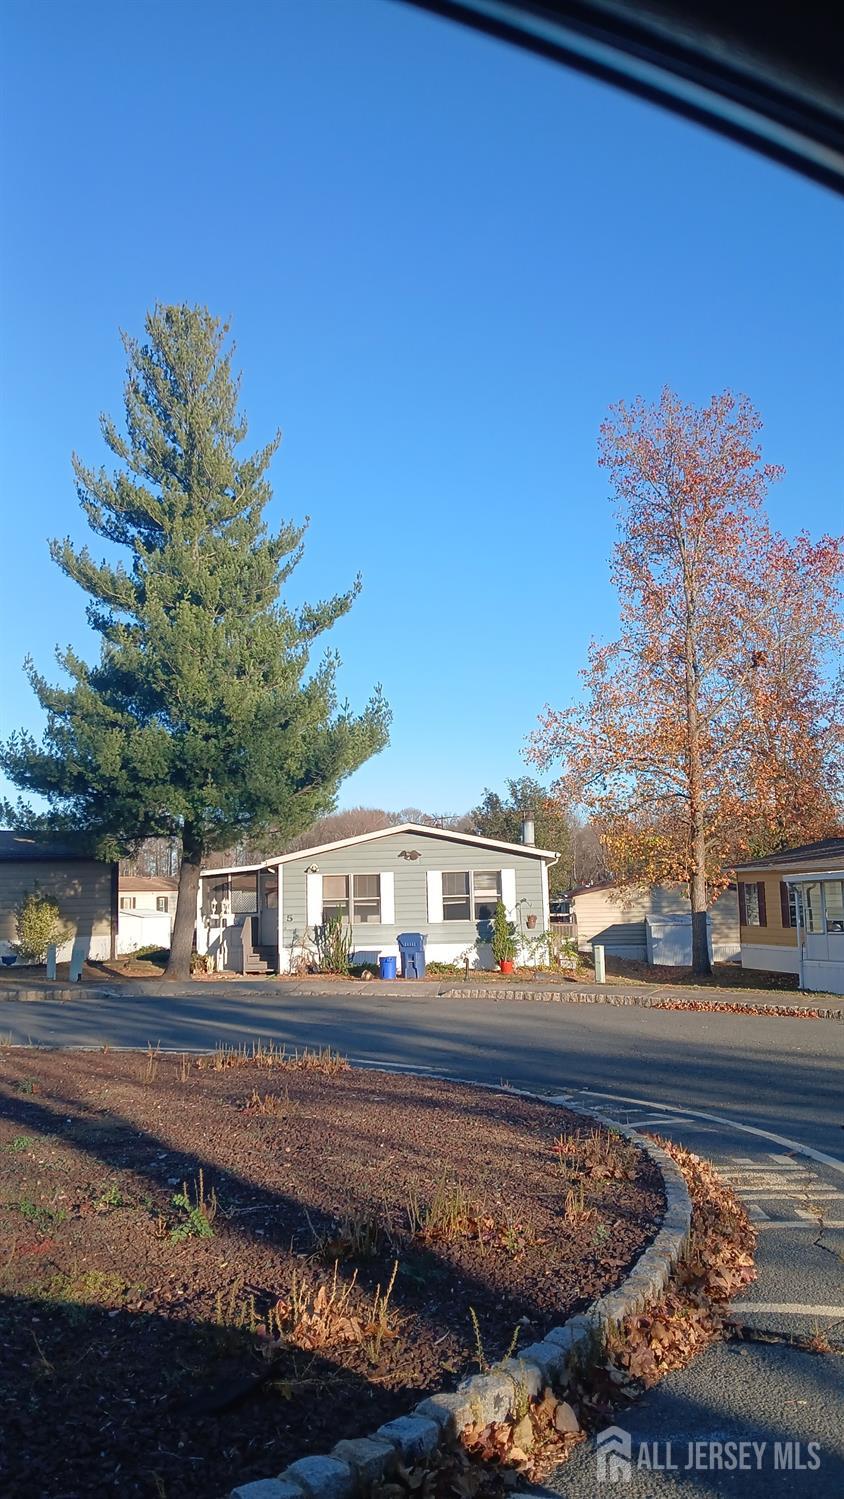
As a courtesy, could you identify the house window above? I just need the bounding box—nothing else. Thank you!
[787,886,804,929]
[229,873,258,913]
[442,871,502,922]
[156,896,169,913]
[824,880,844,934]
[804,883,824,933]
[322,874,382,925]
[472,871,501,921]
[120,895,136,910]
[743,883,761,926]
[354,874,381,923]
[322,875,349,923]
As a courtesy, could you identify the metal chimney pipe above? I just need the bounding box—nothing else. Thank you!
[521,816,535,846]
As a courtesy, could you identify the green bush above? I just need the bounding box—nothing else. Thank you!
[491,900,517,966]
[12,887,72,965]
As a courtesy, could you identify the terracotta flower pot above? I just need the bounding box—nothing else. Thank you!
[499,959,514,974]
[526,914,537,929]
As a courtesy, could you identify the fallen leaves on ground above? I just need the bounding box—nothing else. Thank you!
[372,1138,757,1499]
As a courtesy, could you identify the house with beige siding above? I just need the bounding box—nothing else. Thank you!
[569,882,740,965]
[118,873,178,953]
[0,830,117,964]
[198,822,558,973]
[734,837,844,994]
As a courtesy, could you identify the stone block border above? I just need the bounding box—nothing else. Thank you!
[228,1074,693,1499]
[437,986,843,1022]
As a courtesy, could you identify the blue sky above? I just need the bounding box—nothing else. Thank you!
[1,0,842,819]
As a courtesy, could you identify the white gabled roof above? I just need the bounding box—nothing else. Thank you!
[202,822,559,878]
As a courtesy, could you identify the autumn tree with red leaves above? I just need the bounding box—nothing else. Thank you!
[530,389,843,975]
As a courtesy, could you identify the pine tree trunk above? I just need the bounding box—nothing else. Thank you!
[166,848,202,981]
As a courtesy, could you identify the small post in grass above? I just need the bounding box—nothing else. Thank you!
[69,941,86,983]
[594,943,606,984]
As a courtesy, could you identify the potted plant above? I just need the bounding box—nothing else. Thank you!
[491,899,517,974]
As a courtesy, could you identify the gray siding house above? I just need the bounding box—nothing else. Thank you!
[0,831,117,963]
[198,823,558,973]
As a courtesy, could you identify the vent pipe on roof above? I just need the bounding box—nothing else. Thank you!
[521,816,535,846]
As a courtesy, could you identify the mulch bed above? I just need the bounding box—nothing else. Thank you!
[0,1048,663,1498]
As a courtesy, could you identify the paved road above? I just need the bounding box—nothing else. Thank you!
[2,984,842,1494]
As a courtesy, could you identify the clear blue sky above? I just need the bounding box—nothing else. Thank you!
[1,0,842,818]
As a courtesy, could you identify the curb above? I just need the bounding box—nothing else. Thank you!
[1,981,839,1022]
[437,985,844,1022]
[228,1079,693,1499]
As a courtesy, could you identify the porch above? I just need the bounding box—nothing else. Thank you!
[786,870,844,994]
[196,864,279,974]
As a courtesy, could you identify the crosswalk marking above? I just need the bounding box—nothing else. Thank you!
[757,1219,844,1229]
[745,1203,771,1221]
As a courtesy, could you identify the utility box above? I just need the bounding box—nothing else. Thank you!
[397,931,426,978]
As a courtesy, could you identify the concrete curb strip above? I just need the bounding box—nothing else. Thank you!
[1,980,839,1020]
[438,986,843,1021]
[227,1078,693,1499]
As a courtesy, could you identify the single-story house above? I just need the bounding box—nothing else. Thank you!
[118,873,178,953]
[197,821,558,973]
[734,837,844,994]
[0,830,117,963]
[568,881,740,965]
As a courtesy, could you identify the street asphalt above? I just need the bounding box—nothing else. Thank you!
[1,980,842,1495]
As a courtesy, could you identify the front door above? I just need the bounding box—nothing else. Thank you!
[258,869,279,949]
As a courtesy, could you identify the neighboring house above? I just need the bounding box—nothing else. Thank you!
[569,882,740,965]
[0,830,117,963]
[117,873,178,955]
[734,838,844,994]
[198,822,558,973]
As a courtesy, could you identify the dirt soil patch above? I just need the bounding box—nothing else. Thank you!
[601,956,801,993]
[0,1049,663,1497]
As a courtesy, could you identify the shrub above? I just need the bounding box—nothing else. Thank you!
[314,916,352,975]
[12,887,71,965]
[490,900,517,966]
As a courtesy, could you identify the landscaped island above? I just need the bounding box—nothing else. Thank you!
[0,1049,663,1496]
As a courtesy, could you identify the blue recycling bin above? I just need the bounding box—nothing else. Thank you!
[397,931,426,979]
[378,954,397,980]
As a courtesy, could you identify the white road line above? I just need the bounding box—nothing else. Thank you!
[571,1088,844,1173]
[730,1303,844,1317]
[757,1219,844,1229]
[625,1116,697,1126]
[745,1204,771,1221]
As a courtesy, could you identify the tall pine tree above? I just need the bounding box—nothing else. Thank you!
[1,305,390,978]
